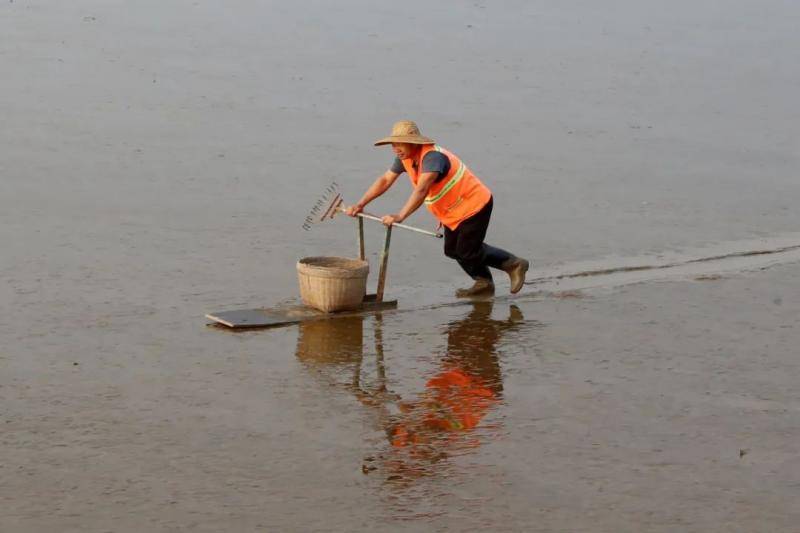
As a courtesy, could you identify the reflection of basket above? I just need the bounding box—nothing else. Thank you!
[295,317,364,364]
[297,257,369,312]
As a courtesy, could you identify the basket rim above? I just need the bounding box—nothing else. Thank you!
[297,256,369,280]
[298,256,369,269]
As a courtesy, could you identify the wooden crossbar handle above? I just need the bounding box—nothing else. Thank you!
[337,207,443,238]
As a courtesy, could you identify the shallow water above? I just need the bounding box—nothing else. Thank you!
[2,1,800,531]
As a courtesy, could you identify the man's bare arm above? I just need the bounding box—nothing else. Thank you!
[382,171,438,225]
[346,170,400,216]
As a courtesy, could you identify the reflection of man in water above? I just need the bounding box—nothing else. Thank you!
[385,303,524,471]
[294,303,526,481]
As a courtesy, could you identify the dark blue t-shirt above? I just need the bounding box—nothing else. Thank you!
[390,151,450,183]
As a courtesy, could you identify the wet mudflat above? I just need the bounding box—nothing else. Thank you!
[4,266,800,532]
[2,0,800,531]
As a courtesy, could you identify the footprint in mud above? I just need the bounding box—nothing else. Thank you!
[694,274,723,281]
[553,290,585,299]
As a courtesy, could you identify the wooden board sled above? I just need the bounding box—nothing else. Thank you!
[206,294,398,329]
[208,216,423,330]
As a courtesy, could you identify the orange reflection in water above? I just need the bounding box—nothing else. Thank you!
[295,302,526,483]
[390,368,498,446]
[379,303,523,481]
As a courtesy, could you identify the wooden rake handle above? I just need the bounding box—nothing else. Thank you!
[338,207,443,238]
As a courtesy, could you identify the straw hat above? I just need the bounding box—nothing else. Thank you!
[374,120,435,146]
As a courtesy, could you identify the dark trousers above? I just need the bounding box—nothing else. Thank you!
[443,197,514,281]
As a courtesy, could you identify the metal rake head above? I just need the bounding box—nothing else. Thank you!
[302,181,343,231]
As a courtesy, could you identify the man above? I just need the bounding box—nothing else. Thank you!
[346,120,529,297]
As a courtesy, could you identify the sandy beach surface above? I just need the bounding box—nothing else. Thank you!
[2,1,799,531]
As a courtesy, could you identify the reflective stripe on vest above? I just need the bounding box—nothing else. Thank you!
[424,146,466,205]
[402,143,492,230]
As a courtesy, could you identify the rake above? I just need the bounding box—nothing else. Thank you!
[303,182,443,238]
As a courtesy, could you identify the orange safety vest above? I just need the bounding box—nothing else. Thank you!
[402,144,492,230]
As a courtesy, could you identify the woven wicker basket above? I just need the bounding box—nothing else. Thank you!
[297,257,369,312]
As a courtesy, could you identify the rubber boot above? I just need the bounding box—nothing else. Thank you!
[501,257,530,294]
[455,278,495,298]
